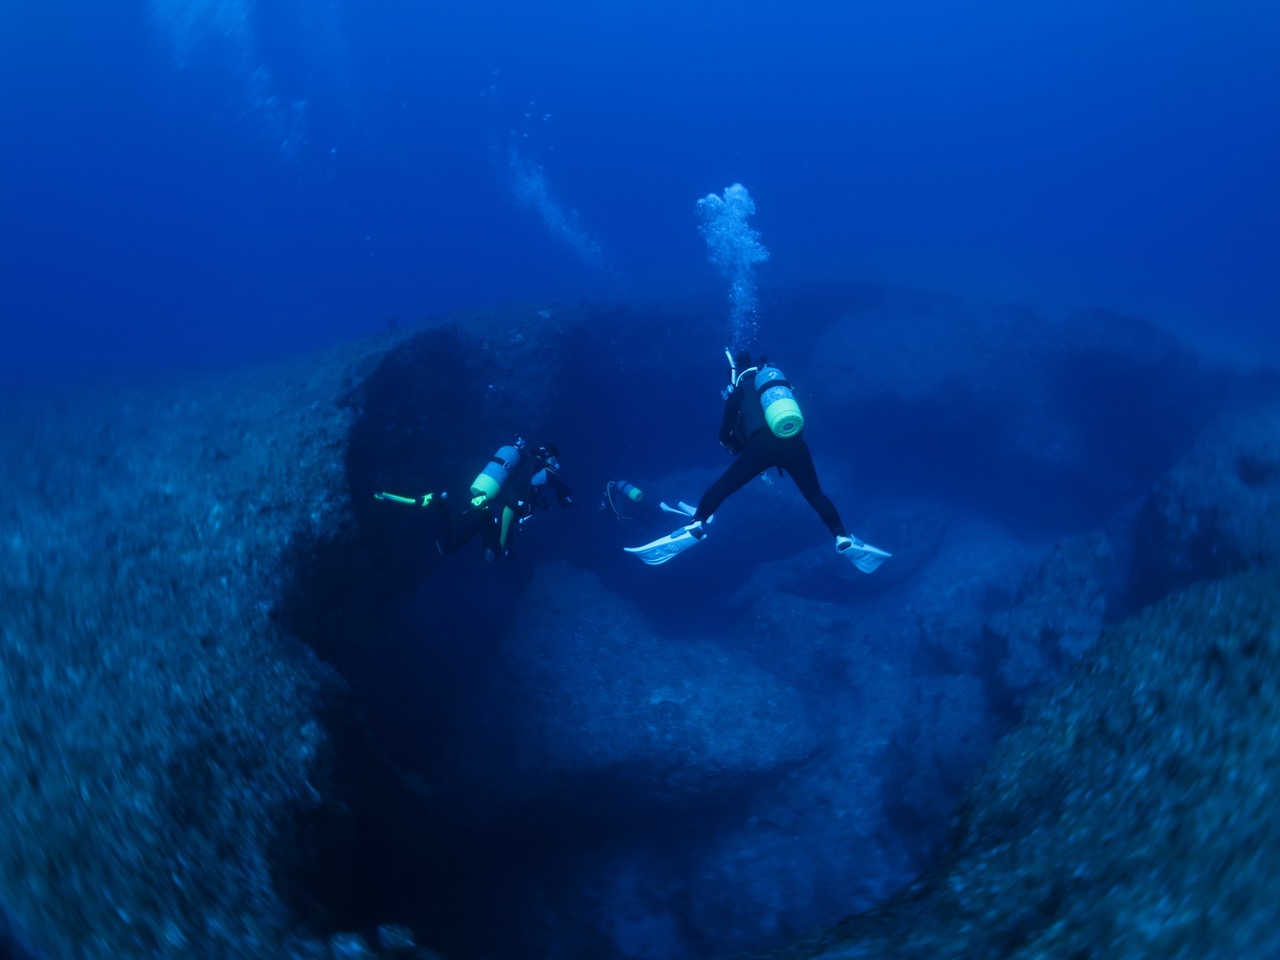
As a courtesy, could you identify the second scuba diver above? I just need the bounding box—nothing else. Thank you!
[625,350,890,571]
[377,438,573,561]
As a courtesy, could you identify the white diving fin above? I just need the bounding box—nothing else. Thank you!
[836,535,892,574]
[625,521,707,565]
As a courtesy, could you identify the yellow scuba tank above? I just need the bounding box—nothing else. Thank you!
[755,365,804,438]
[471,444,523,501]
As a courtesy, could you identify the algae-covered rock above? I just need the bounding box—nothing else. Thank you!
[0,362,362,957]
[0,323,441,959]
[762,570,1280,960]
[987,532,1113,697]
[1131,401,1280,606]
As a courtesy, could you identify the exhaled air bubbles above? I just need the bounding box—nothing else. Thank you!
[148,0,307,160]
[697,183,770,352]
[508,148,603,268]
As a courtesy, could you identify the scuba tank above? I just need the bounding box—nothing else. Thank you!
[471,444,523,501]
[755,365,804,438]
[614,480,644,503]
[601,480,644,519]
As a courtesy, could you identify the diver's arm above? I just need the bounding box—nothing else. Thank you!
[543,470,574,508]
[533,467,574,508]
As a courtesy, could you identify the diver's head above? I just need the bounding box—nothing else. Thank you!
[733,349,755,371]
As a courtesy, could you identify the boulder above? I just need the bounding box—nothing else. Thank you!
[485,563,820,804]
[1131,400,1280,606]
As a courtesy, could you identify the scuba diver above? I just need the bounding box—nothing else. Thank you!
[602,478,705,539]
[600,479,661,523]
[377,439,573,561]
[626,350,890,571]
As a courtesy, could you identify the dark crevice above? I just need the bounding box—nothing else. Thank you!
[269,694,449,941]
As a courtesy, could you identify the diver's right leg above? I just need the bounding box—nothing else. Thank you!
[694,441,770,523]
[625,438,770,566]
[780,438,846,536]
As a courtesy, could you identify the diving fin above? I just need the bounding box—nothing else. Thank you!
[625,521,706,565]
[659,501,699,518]
[836,535,892,574]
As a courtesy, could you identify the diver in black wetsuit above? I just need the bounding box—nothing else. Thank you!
[695,352,844,534]
[436,440,573,560]
[377,439,573,562]
[625,351,890,571]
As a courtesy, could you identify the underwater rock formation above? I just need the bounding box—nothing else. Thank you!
[987,532,1114,697]
[0,330,420,959]
[800,283,1225,533]
[483,562,820,804]
[0,282,1265,959]
[1131,399,1280,608]
[765,569,1280,960]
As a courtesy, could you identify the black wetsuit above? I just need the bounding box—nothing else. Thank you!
[693,370,846,537]
[438,450,573,558]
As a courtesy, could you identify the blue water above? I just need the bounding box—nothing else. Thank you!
[1,1,1277,385]
[2,4,1280,959]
